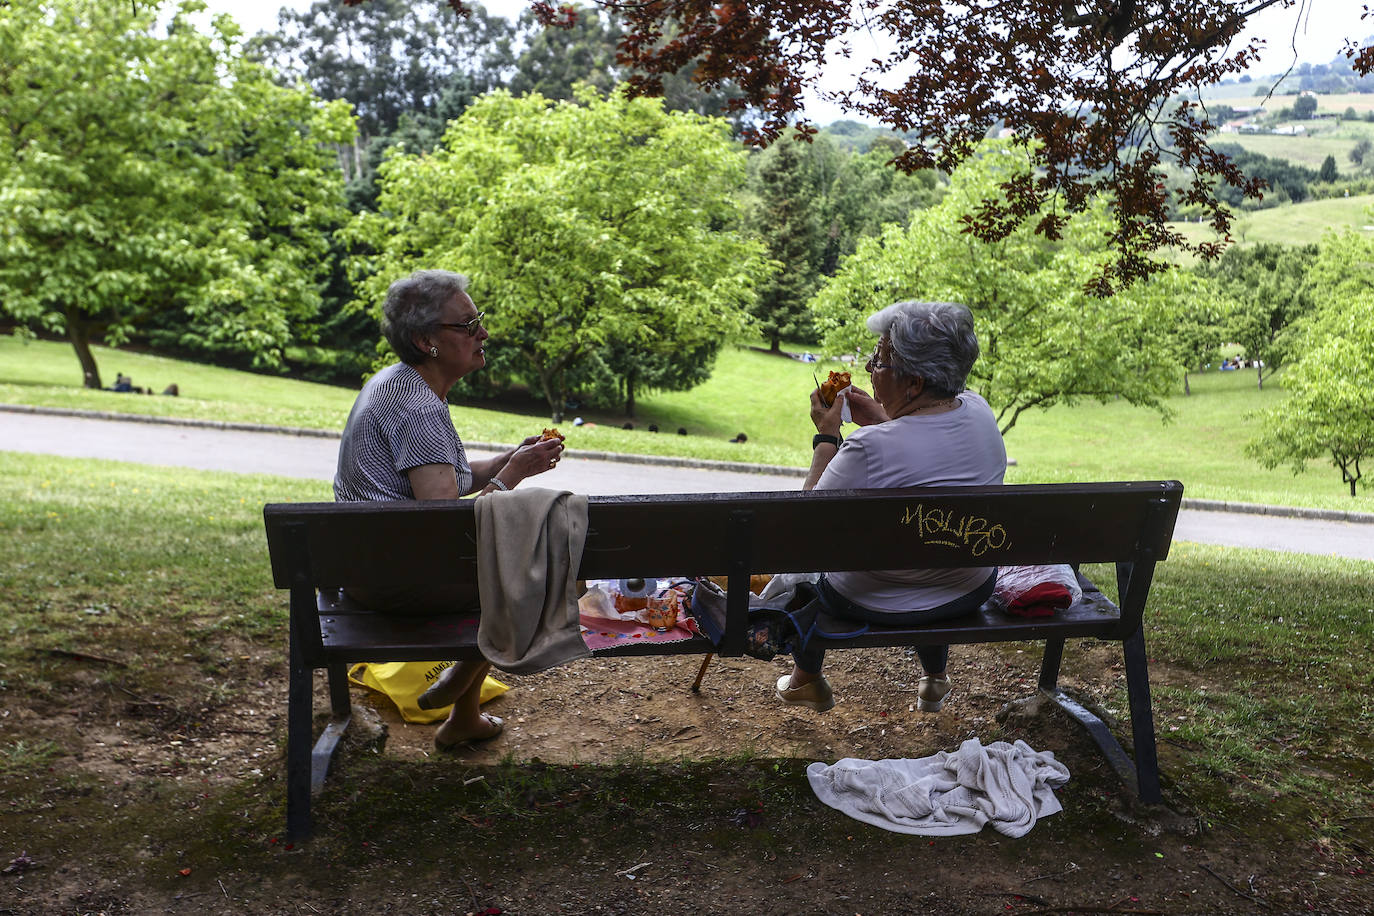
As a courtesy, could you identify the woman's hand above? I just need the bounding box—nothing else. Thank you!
[844,386,890,426]
[498,436,565,485]
[809,387,845,437]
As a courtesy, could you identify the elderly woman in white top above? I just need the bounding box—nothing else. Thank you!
[335,269,565,749]
[776,301,1006,714]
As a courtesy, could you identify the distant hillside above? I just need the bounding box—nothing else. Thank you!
[1169,193,1374,250]
[1202,52,1374,99]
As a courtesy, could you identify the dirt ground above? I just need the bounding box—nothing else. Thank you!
[2,640,1370,915]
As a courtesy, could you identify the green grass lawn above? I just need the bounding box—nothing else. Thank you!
[4,332,1371,511]
[1168,193,1374,249]
[1212,129,1374,170]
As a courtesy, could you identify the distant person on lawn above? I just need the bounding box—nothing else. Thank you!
[775,300,1006,714]
[333,269,565,750]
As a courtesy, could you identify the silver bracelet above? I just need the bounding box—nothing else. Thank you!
[489,477,509,491]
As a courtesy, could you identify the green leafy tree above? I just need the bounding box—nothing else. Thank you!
[743,139,827,351]
[348,87,768,420]
[1164,303,1228,396]
[1351,138,1372,167]
[508,4,621,101]
[508,4,746,130]
[1248,233,1374,497]
[1293,94,1318,120]
[565,338,719,418]
[0,0,353,388]
[1211,143,1316,208]
[741,135,943,352]
[248,0,514,212]
[809,142,1188,435]
[1195,243,1317,390]
[822,146,943,273]
[248,0,513,140]
[1319,154,1339,183]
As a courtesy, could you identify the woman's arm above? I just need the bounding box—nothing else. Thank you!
[803,388,846,491]
[467,438,530,490]
[471,436,566,495]
[408,463,463,500]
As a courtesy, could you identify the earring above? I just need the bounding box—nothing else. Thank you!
[430,346,438,357]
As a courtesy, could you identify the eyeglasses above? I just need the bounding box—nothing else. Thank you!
[865,346,894,372]
[437,311,485,337]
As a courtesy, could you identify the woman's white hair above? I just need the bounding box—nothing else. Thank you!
[866,301,979,396]
[381,269,470,364]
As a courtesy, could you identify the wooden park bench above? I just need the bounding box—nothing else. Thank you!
[264,480,1182,840]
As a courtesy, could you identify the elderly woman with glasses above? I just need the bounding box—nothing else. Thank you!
[334,269,565,749]
[775,300,1006,714]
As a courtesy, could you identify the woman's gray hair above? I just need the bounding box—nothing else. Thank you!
[866,301,979,396]
[381,269,470,364]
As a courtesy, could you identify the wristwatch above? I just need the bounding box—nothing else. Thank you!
[812,433,842,450]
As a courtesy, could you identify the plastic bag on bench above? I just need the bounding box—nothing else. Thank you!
[989,565,1083,618]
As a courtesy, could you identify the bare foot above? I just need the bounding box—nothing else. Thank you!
[434,714,504,751]
[416,665,465,710]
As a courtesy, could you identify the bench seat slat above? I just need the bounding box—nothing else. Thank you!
[315,581,1121,660]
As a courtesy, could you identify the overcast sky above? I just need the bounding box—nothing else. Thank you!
[195,0,1372,123]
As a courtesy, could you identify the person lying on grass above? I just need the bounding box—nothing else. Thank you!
[333,268,565,750]
[777,300,1006,714]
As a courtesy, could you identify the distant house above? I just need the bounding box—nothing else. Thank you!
[1272,124,1307,135]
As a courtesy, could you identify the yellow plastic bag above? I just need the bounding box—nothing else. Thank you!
[347,661,509,724]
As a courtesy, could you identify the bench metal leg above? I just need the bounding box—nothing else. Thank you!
[286,633,313,842]
[1039,637,1065,691]
[1038,633,1162,805]
[309,663,354,797]
[1042,686,1140,797]
[327,662,352,719]
[1122,626,1162,804]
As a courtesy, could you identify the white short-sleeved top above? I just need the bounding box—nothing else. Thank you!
[817,391,1007,611]
[334,362,473,502]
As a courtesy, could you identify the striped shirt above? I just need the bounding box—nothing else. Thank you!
[334,362,473,502]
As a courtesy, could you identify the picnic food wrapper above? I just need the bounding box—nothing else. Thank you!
[578,580,700,650]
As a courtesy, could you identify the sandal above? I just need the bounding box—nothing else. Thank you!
[434,714,504,752]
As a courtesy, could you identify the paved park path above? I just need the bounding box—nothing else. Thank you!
[3,407,1371,561]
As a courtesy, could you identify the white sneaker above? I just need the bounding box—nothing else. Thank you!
[917,675,951,712]
[776,674,836,712]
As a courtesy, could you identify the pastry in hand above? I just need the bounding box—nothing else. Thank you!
[539,427,565,442]
[818,370,851,407]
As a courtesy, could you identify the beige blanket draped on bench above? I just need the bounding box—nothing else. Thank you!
[475,487,591,675]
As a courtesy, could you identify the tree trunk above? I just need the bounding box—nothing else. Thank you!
[1183,370,1190,396]
[1257,365,1265,391]
[769,333,781,353]
[624,370,637,418]
[66,311,102,389]
[537,370,564,423]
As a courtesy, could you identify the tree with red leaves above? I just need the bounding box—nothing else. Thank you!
[355,0,1372,295]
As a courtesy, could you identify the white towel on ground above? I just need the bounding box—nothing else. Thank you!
[806,738,1070,837]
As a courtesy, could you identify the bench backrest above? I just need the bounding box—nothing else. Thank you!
[265,480,1181,585]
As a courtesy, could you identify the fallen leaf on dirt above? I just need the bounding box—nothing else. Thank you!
[2,853,38,875]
